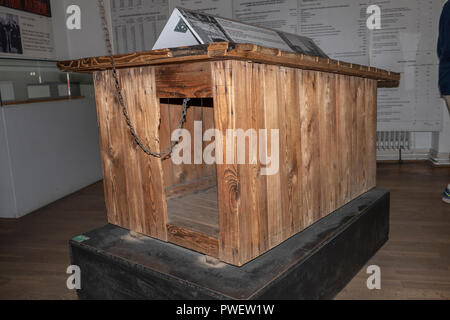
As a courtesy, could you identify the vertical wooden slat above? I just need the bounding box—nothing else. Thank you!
[93,70,130,229]
[117,69,144,233]
[160,103,175,188]
[233,61,255,262]
[93,67,168,240]
[356,77,367,195]
[212,60,241,264]
[263,65,283,247]
[366,79,378,190]
[250,63,269,254]
[93,71,121,227]
[336,75,352,204]
[168,104,186,184]
[350,76,359,200]
[318,73,339,216]
[328,74,340,210]
[181,106,197,182]
[278,66,302,238]
[317,73,328,216]
[300,70,321,227]
[191,106,204,179]
[276,66,289,239]
[202,106,217,178]
[291,69,304,232]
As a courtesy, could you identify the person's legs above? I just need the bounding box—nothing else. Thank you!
[443,96,450,204]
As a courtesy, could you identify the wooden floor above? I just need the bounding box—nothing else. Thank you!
[336,163,450,299]
[0,163,448,300]
[167,186,219,238]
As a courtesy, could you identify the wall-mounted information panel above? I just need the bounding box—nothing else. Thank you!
[0,0,55,60]
[109,0,446,132]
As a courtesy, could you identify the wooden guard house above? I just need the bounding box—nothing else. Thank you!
[58,42,400,266]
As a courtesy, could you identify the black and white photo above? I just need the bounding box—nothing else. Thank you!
[0,13,22,54]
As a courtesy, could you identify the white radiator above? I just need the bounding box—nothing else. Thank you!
[376,131,411,151]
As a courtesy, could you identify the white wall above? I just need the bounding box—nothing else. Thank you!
[1,1,113,218]
[0,108,17,216]
[0,98,102,218]
[431,100,450,164]
[50,0,70,60]
[51,0,113,60]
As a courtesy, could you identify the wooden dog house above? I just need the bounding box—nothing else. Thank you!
[58,42,400,266]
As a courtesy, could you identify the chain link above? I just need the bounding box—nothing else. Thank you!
[98,0,189,158]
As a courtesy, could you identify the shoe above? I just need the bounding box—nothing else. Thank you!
[443,186,450,204]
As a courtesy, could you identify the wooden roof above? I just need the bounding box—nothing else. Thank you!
[57,42,400,87]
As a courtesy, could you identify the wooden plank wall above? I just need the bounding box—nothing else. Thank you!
[93,67,168,240]
[155,62,212,98]
[159,103,217,198]
[92,61,377,266]
[211,60,377,266]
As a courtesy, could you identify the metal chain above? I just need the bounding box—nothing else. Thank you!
[98,0,189,158]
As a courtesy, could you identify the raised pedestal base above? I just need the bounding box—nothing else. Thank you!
[69,188,389,300]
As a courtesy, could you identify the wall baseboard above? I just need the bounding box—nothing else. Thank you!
[376,148,450,166]
[429,149,450,166]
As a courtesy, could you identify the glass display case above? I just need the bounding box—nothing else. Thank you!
[0,58,94,106]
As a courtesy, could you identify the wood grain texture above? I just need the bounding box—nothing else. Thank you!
[57,42,400,87]
[350,76,359,200]
[210,62,380,265]
[336,75,352,204]
[211,60,241,264]
[366,79,378,191]
[166,186,218,238]
[264,65,283,247]
[159,103,175,187]
[160,103,217,195]
[167,224,219,257]
[317,72,339,216]
[165,175,216,199]
[93,67,168,240]
[155,62,212,98]
[300,70,321,227]
[249,63,270,255]
[356,76,366,195]
[93,71,128,229]
[92,59,384,266]
[282,68,303,234]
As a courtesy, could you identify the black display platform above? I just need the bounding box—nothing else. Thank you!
[69,188,389,300]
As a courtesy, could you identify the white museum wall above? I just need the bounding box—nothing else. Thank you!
[50,0,71,60]
[0,98,102,218]
[50,0,113,60]
[0,1,106,218]
[0,108,17,217]
[105,0,449,162]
